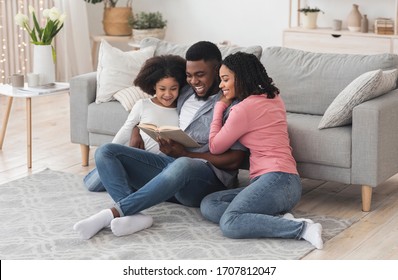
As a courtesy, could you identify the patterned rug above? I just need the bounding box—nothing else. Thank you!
[0,169,356,260]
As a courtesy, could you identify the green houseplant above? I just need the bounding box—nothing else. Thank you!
[128,11,167,42]
[298,6,323,15]
[83,0,119,8]
[84,0,132,35]
[298,6,324,29]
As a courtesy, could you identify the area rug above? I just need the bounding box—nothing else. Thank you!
[0,169,355,260]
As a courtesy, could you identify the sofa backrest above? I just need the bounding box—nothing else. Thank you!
[140,37,263,59]
[261,47,398,115]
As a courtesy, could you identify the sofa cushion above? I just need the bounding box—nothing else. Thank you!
[95,40,155,104]
[318,69,398,129]
[114,86,151,111]
[140,37,263,59]
[287,113,352,168]
[261,47,398,115]
[318,70,382,129]
[87,101,129,136]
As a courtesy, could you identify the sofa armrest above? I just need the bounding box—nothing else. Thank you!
[352,89,398,186]
[70,72,97,145]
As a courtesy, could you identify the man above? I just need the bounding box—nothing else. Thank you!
[73,41,246,240]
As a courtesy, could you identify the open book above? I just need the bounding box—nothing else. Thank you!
[138,123,201,148]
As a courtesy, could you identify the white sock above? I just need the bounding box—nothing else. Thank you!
[301,222,324,249]
[73,209,114,240]
[111,213,153,237]
[283,213,314,224]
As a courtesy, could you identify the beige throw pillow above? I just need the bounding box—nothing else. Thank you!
[95,39,155,104]
[114,86,151,111]
[318,70,382,129]
[318,69,398,129]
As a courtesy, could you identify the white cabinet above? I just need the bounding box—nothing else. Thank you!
[284,28,393,54]
[284,0,398,54]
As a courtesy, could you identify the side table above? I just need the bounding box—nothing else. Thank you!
[0,82,70,168]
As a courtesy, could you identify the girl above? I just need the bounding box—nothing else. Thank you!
[76,54,187,238]
[83,54,187,192]
[200,52,323,249]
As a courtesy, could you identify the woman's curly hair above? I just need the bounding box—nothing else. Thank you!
[222,52,279,101]
[134,55,187,96]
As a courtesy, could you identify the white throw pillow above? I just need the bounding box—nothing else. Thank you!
[114,86,151,111]
[95,40,155,104]
[318,69,382,129]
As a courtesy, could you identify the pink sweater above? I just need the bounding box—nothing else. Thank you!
[209,95,298,179]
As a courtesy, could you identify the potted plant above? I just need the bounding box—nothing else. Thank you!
[84,0,132,36]
[298,6,324,29]
[128,11,167,43]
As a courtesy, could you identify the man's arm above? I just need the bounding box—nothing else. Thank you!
[158,138,246,170]
[129,126,145,149]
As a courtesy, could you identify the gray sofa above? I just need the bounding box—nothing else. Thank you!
[70,38,398,211]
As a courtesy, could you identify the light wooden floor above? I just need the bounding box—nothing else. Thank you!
[1,93,398,259]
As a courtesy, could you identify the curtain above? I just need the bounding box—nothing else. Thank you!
[54,0,93,82]
[0,0,92,84]
[0,0,53,84]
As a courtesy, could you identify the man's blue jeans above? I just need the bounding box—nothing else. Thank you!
[95,143,226,216]
[200,172,305,239]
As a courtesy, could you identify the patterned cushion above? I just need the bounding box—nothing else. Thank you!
[373,69,398,98]
[113,86,151,111]
[318,70,382,129]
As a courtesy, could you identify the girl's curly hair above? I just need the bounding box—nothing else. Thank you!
[134,55,187,95]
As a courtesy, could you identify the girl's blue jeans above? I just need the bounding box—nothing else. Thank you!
[200,172,305,239]
[95,143,226,216]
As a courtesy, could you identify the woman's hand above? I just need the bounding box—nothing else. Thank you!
[219,94,233,106]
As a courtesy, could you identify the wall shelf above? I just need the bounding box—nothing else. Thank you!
[284,0,398,54]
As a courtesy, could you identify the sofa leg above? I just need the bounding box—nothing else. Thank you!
[80,144,90,166]
[361,185,372,212]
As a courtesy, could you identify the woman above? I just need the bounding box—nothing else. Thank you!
[200,52,323,249]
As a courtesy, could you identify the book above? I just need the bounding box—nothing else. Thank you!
[138,123,201,148]
[17,82,70,95]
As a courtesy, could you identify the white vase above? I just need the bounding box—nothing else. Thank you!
[347,4,362,32]
[302,12,319,29]
[33,45,55,85]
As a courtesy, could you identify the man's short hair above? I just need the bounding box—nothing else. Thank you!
[185,41,222,63]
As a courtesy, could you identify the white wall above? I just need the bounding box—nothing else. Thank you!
[86,0,396,49]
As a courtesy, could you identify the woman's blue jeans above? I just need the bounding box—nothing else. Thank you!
[200,172,305,239]
[95,143,226,216]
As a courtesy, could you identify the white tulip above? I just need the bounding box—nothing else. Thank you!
[43,9,50,18]
[14,13,28,27]
[28,5,35,15]
[58,14,67,25]
[48,7,61,21]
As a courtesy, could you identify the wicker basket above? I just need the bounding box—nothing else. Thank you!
[132,28,166,43]
[103,7,132,36]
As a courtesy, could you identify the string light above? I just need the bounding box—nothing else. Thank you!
[0,0,5,80]
[0,0,52,83]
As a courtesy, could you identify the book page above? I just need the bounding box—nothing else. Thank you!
[138,124,201,148]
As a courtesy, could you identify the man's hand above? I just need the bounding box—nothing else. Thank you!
[129,126,145,149]
[158,138,188,158]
